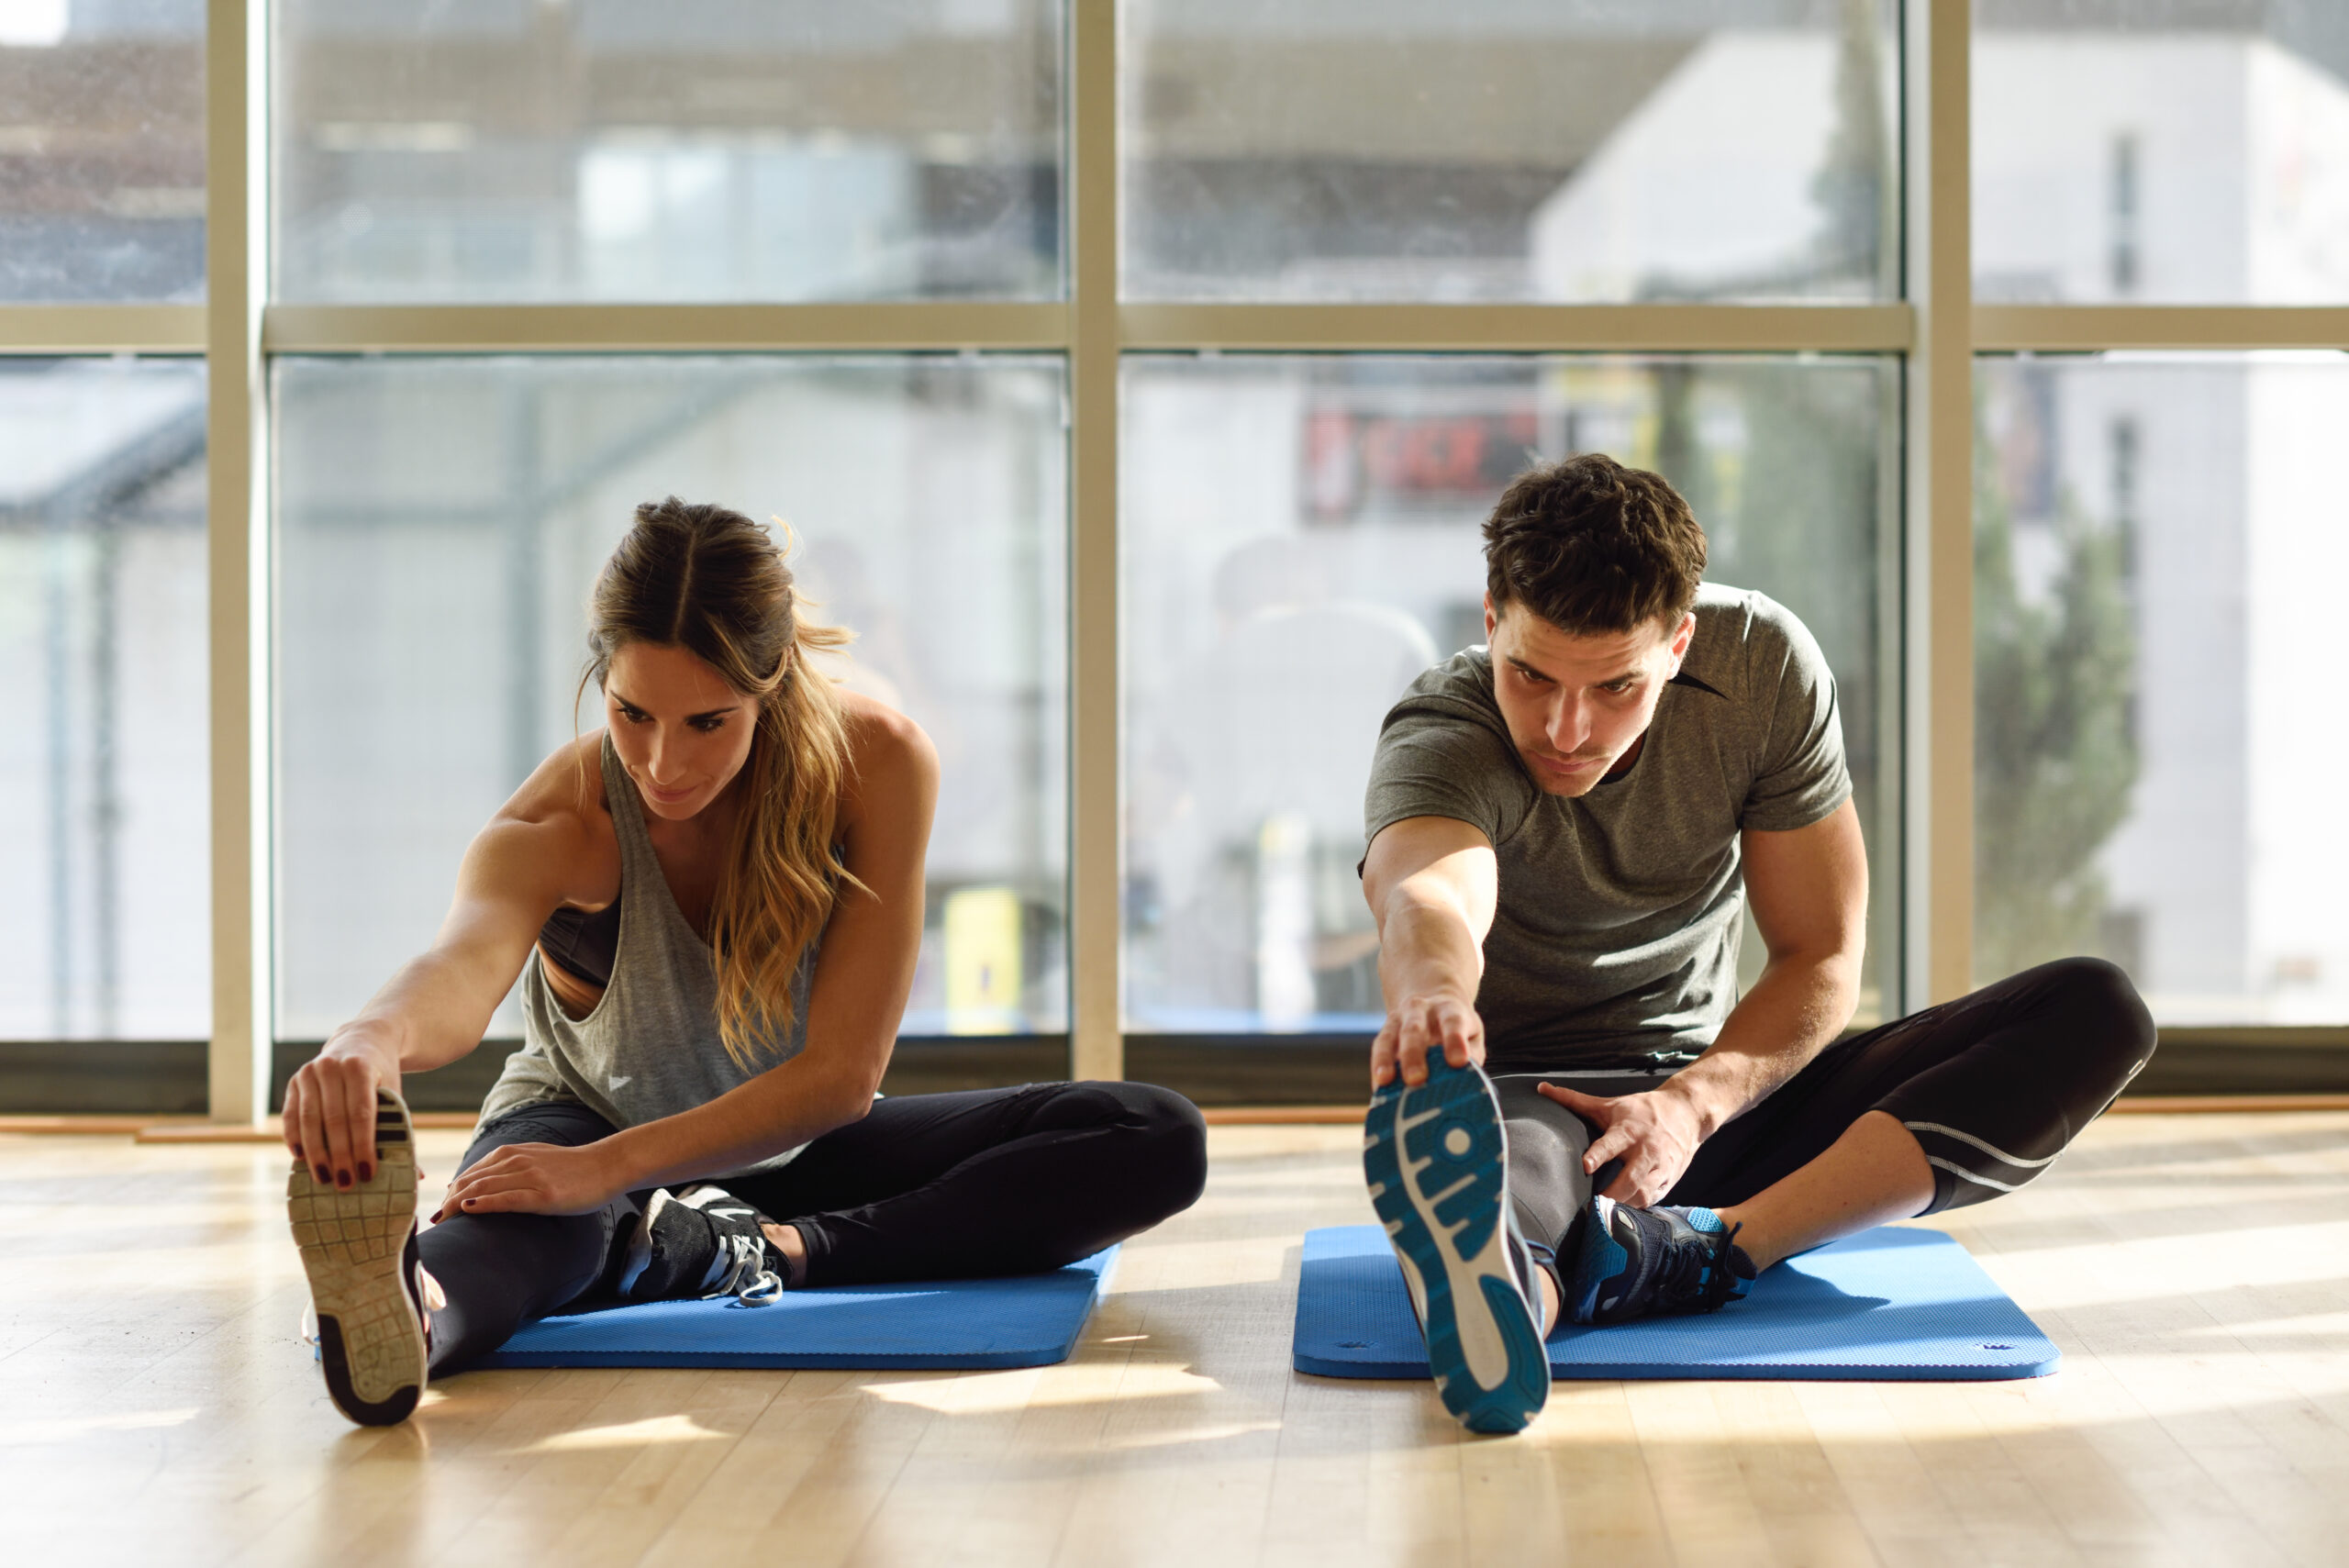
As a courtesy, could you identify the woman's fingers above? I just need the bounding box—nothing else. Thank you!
[294,1074,333,1184]
[281,1075,306,1159]
[338,1065,378,1184]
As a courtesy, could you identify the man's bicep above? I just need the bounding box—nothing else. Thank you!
[1740,799,1867,964]
[1362,816,1499,939]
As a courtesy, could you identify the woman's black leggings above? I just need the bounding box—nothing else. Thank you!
[416,1080,1208,1375]
[1498,957,2158,1258]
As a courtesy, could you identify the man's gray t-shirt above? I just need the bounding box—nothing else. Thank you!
[1363,584,1850,1072]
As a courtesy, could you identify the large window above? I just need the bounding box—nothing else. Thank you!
[1975,352,2349,1025]
[0,1,206,302]
[0,360,208,1041]
[273,0,1063,304]
[18,5,2349,1112]
[273,355,1068,1043]
[1976,6,2349,305]
[1121,1,1898,304]
[1122,353,1899,1036]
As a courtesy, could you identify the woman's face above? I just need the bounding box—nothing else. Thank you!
[603,641,761,822]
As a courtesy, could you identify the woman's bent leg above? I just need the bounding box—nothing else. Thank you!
[727,1082,1208,1286]
[419,1102,639,1373]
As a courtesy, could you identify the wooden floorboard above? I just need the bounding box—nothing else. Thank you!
[4,1115,2349,1565]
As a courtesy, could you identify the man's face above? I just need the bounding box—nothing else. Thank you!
[1483,595,1696,797]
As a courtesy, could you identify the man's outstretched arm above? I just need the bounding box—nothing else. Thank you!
[1542,798,1869,1204]
[1361,816,1500,1089]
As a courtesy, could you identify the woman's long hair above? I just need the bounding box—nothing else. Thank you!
[581,497,856,1069]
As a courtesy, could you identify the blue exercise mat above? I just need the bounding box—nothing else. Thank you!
[1294,1225,2057,1382]
[477,1246,1116,1371]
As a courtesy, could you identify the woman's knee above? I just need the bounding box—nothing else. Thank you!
[1074,1081,1208,1219]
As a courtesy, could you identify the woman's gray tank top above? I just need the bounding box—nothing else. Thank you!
[477,735,819,1176]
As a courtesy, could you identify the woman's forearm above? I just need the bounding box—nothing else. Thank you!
[330,949,509,1074]
[597,1051,878,1194]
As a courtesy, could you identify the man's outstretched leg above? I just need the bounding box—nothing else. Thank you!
[1364,1054,1555,1434]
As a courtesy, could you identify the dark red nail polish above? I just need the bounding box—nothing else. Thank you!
[337,1171,351,1188]
[359,1164,373,1183]
[315,1165,329,1182]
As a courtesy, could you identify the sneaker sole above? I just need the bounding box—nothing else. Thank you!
[1364,1056,1550,1434]
[287,1090,425,1427]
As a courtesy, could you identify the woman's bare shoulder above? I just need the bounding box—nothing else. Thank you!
[472,732,620,906]
[836,687,938,780]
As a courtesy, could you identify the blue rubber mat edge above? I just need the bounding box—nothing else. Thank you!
[1294,1225,2058,1383]
[477,1246,1116,1371]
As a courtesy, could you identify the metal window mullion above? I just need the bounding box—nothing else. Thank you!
[1975,305,2349,350]
[261,303,1072,354]
[205,0,269,1123]
[0,306,206,354]
[1119,303,1914,353]
[1067,0,1120,1081]
[1908,0,1973,1009]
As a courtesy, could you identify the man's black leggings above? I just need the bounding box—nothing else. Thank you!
[416,1081,1208,1375]
[1499,957,2157,1258]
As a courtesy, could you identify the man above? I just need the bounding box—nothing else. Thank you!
[1359,454,2154,1435]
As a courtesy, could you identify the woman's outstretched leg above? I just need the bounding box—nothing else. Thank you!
[417,1102,641,1373]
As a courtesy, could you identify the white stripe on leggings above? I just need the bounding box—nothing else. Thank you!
[1903,1120,2062,1169]
[1924,1155,2027,1193]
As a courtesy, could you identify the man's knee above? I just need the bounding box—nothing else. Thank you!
[2036,955,2156,1069]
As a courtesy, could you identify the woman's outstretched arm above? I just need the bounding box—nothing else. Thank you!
[439,702,940,1218]
[282,742,606,1190]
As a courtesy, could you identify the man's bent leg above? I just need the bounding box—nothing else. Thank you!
[1709,1109,1933,1271]
[1688,957,2156,1270]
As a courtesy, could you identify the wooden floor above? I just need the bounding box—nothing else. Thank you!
[5,1114,2349,1567]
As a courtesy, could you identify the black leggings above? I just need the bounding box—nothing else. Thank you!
[417,1081,1208,1375]
[1500,957,2157,1257]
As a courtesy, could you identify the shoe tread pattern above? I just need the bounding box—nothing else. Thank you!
[287,1091,425,1426]
[1363,1058,1548,1434]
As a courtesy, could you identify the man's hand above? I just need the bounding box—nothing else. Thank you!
[1373,993,1486,1089]
[434,1140,629,1220]
[1536,1080,1710,1207]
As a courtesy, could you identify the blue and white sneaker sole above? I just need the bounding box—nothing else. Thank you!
[1363,1056,1550,1434]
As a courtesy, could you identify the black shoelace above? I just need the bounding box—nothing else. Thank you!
[1650,1218,1748,1315]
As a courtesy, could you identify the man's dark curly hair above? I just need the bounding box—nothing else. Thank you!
[1481,453,1707,635]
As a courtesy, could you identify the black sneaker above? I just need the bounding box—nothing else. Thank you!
[618,1184,783,1305]
[1566,1195,1757,1326]
[1364,1053,1551,1434]
[288,1089,429,1426]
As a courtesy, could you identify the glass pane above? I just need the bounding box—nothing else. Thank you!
[1977,6,2349,303]
[273,355,1066,1043]
[0,2,205,301]
[1123,353,1898,1035]
[0,358,208,1040]
[1976,353,2349,1025]
[274,1,1063,304]
[1122,1,1898,303]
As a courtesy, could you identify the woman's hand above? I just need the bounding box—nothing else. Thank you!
[433,1140,630,1220]
[283,1036,402,1190]
[1536,1080,1709,1207]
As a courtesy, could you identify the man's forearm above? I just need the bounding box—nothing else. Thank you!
[1662,951,1860,1139]
[1377,893,1486,1011]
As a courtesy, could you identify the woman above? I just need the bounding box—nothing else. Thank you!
[284,498,1208,1427]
